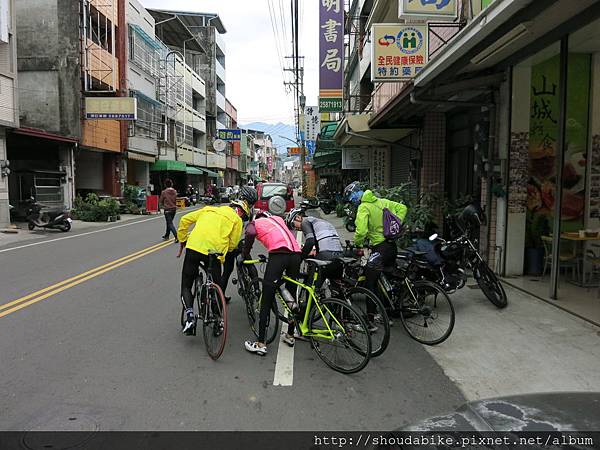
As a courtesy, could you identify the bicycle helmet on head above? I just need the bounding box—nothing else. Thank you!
[230,199,250,219]
[239,186,258,205]
[254,210,272,219]
[285,208,305,229]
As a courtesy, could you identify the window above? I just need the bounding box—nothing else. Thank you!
[129,25,159,76]
[88,6,113,54]
[260,184,287,199]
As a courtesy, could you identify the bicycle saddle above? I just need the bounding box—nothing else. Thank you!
[305,258,332,267]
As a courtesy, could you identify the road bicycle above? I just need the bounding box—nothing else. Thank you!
[180,251,228,360]
[243,255,372,374]
[233,254,279,345]
[343,242,455,346]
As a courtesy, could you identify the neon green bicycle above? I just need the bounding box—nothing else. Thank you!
[242,255,372,374]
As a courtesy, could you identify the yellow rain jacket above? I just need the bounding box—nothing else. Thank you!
[177,206,243,263]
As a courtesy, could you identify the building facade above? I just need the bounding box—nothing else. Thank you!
[0,0,18,228]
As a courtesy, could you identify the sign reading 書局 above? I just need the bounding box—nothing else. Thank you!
[371,24,428,82]
[399,0,457,20]
[217,129,241,141]
[319,0,343,112]
[304,106,321,142]
[85,97,137,120]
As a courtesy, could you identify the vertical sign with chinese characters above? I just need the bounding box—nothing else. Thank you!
[319,0,343,112]
[527,54,591,229]
[304,106,321,142]
[371,24,428,82]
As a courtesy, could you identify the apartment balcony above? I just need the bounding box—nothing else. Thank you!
[226,155,238,171]
[207,152,226,169]
[192,147,208,167]
[215,32,226,55]
[216,59,226,85]
[175,108,206,134]
[216,90,226,113]
[177,145,194,165]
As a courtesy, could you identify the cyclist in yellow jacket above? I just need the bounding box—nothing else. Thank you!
[177,193,254,335]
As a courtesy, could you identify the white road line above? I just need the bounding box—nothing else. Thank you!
[272,229,304,386]
[0,215,162,254]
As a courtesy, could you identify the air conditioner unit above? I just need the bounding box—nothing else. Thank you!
[470,23,530,66]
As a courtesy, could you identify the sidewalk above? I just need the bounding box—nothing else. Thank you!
[320,210,600,402]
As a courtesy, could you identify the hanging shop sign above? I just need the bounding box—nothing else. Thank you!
[371,24,428,82]
[304,106,321,141]
[288,147,302,155]
[342,147,370,169]
[85,97,137,120]
[216,129,241,141]
[319,0,343,112]
[399,0,457,20]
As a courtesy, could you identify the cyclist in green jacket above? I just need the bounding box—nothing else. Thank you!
[354,189,408,295]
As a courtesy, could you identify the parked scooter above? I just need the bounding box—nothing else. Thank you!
[27,197,72,232]
[343,201,357,232]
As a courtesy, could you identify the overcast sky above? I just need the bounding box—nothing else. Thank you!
[140,0,319,126]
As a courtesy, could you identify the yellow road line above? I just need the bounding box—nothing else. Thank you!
[0,240,170,313]
[0,240,173,318]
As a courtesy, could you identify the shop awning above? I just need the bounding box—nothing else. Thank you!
[150,160,186,172]
[128,151,156,163]
[203,168,219,178]
[11,127,78,144]
[185,166,204,175]
[334,114,413,146]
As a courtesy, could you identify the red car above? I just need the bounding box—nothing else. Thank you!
[255,183,295,216]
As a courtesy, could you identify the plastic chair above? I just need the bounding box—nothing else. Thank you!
[541,236,580,281]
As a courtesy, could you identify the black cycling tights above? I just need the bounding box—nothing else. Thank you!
[181,248,223,310]
[259,252,301,343]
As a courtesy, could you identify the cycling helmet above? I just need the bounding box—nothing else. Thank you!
[239,186,258,205]
[230,199,250,218]
[254,210,272,219]
[285,208,305,229]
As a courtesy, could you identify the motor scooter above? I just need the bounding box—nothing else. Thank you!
[27,197,72,232]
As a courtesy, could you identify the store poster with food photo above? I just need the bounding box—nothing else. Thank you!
[527,53,591,233]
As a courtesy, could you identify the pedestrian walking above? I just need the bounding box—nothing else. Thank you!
[159,178,179,242]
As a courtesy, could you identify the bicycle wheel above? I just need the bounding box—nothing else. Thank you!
[344,287,390,358]
[474,262,508,308]
[200,282,228,360]
[249,280,279,345]
[308,297,371,374]
[401,281,454,345]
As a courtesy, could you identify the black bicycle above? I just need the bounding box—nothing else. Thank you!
[233,253,279,344]
[180,251,228,360]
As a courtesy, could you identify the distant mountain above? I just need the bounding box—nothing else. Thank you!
[240,122,297,155]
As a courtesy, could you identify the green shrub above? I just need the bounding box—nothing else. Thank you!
[72,193,120,222]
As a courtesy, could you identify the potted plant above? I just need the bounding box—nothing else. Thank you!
[524,212,549,275]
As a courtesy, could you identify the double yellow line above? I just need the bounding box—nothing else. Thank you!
[0,240,174,319]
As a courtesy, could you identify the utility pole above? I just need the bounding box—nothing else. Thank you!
[289,0,306,197]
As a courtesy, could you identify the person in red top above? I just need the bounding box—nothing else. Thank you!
[242,211,301,355]
[159,179,178,242]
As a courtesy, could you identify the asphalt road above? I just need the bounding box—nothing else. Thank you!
[0,209,465,431]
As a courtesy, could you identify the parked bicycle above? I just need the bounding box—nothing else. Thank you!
[180,251,228,360]
[343,241,455,346]
[242,255,372,374]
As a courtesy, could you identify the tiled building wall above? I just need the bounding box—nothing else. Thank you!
[420,112,446,223]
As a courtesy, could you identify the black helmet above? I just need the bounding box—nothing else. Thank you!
[239,186,258,205]
[458,203,484,232]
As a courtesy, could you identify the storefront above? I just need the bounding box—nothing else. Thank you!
[503,16,600,325]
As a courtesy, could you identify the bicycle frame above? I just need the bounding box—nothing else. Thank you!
[243,259,347,340]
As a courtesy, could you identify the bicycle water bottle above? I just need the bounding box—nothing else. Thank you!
[279,285,298,312]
